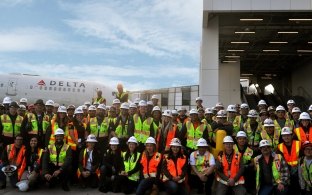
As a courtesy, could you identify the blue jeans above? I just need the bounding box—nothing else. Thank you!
[259,184,288,195]
[136,177,157,195]
[164,180,188,195]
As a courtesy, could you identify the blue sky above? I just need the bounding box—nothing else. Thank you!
[0,0,202,91]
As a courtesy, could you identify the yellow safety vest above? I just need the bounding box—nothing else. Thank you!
[0,114,23,137]
[48,143,69,167]
[123,152,140,181]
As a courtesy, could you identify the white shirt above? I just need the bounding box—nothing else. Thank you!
[189,151,215,166]
[86,149,93,171]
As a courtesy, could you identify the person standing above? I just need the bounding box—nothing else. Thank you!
[299,141,312,194]
[92,90,106,105]
[116,83,128,103]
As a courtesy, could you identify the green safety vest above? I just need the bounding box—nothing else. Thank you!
[301,157,312,189]
[192,151,213,174]
[243,121,262,146]
[201,118,213,142]
[260,128,281,150]
[98,117,110,137]
[274,119,293,133]
[123,152,141,181]
[134,114,152,143]
[186,121,206,150]
[27,113,50,134]
[233,145,253,165]
[48,143,69,166]
[115,117,129,138]
[0,114,23,137]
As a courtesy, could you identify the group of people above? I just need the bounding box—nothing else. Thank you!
[0,90,312,195]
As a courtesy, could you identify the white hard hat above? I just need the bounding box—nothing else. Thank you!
[1,165,17,177]
[292,107,301,113]
[19,98,27,103]
[54,128,64,136]
[259,140,271,148]
[163,110,172,117]
[19,105,26,111]
[223,136,234,143]
[57,106,67,113]
[84,101,91,106]
[81,105,88,110]
[120,102,129,110]
[53,103,60,108]
[97,104,106,110]
[189,108,198,115]
[196,97,203,102]
[171,109,178,115]
[127,136,138,144]
[88,105,96,111]
[287,99,295,105]
[109,137,119,145]
[178,107,187,112]
[129,103,137,108]
[152,106,161,112]
[86,134,98,142]
[264,118,275,127]
[226,105,236,112]
[147,101,153,106]
[145,137,156,145]
[276,105,286,112]
[281,127,292,135]
[247,109,259,118]
[300,112,311,120]
[45,99,54,106]
[105,106,111,110]
[258,100,267,106]
[3,97,12,104]
[112,99,121,104]
[215,102,224,108]
[267,106,275,112]
[134,98,140,104]
[93,102,100,106]
[309,105,312,111]
[151,95,159,100]
[170,138,182,147]
[212,107,217,111]
[16,180,29,192]
[240,103,249,109]
[205,108,213,114]
[196,138,208,147]
[236,131,247,138]
[139,100,147,107]
[216,110,227,118]
[74,107,83,114]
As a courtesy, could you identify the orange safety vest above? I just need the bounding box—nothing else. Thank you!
[140,152,162,178]
[277,140,300,166]
[294,126,312,143]
[49,119,68,145]
[156,124,177,152]
[216,151,244,186]
[7,144,26,181]
[162,154,186,183]
[67,122,78,151]
[77,149,100,177]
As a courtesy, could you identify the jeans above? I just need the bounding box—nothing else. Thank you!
[136,177,157,195]
[259,184,288,195]
[164,180,188,195]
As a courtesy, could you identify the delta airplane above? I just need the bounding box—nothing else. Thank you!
[0,73,116,106]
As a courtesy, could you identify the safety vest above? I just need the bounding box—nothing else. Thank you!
[7,144,26,181]
[162,154,187,183]
[151,121,161,139]
[300,157,312,189]
[27,113,50,135]
[134,114,152,143]
[191,151,214,175]
[201,119,213,142]
[89,117,98,135]
[115,116,130,138]
[77,149,100,177]
[116,92,128,102]
[49,120,68,145]
[233,115,244,134]
[140,152,162,178]
[277,140,300,166]
[233,145,253,165]
[216,151,245,186]
[186,121,206,150]
[260,129,280,150]
[156,124,177,152]
[48,143,69,167]
[294,126,312,144]
[97,117,109,137]
[274,119,293,133]
[93,97,104,104]
[36,148,43,165]
[254,153,283,191]
[243,121,262,146]
[0,114,23,137]
[67,124,78,151]
[123,152,141,181]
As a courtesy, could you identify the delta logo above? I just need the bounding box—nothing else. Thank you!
[37,80,46,86]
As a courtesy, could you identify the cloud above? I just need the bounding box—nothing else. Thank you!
[0,0,33,7]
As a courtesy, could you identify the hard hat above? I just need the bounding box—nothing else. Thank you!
[109,137,119,145]
[1,165,17,177]
[67,104,76,110]
[74,107,83,115]
[211,107,217,111]
[189,109,198,115]
[84,101,91,106]
[215,102,224,108]
[88,105,96,111]
[145,137,156,145]
[152,106,161,112]
[216,110,227,118]
[134,98,140,104]
[127,136,138,144]
[97,104,106,110]
[178,107,187,112]
[226,105,236,112]
[82,105,88,110]
[171,109,178,115]
[258,100,267,106]
[106,106,111,110]
[236,131,247,138]
[16,180,29,192]
[223,136,234,143]
[169,138,182,147]
[302,141,312,150]
[120,102,129,109]
[247,109,259,118]
[147,101,153,106]
[287,99,295,105]
[309,105,312,111]
[19,105,26,111]
[3,97,12,104]
[112,99,121,104]
[57,106,67,113]
[195,97,203,102]
[276,105,286,112]
[240,103,249,109]
[163,110,172,117]
[139,100,147,107]
[45,100,54,106]
[93,102,100,106]
[19,98,27,103]
[53,103,60,108]
[259,140,271,148]
[292,107,301,113]
[54,128,64,136]
[129,103,137,108]
[196,138,208,147]
[281,127,292,135]
[264,118,275,127]
[205,108,213,114]
[9,101,19,108]
[151,95,159,100]
[86,134,98,142]
[300,112,311,120]
[267,106,275,112]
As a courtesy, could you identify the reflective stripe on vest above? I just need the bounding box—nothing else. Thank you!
[140,152,161,178]
[27,113,50,135]
[192,151,213,174]
[244,121,262,146]
[49,144,69,166]
[67,126,78,151]
[123,152,141,181]
[277,141,300,166]
[301,157,312,188]
[156,124,177,151]
[49,120,68,145]
[7,144,26,181]
[260,129,280,150]
[115,117,129,138]
[233,145,253,165]
[89,117,98,135]
[294,127,312,143]
[162,154,186,183]
[186,121,206,150]
[1,114,23,137]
